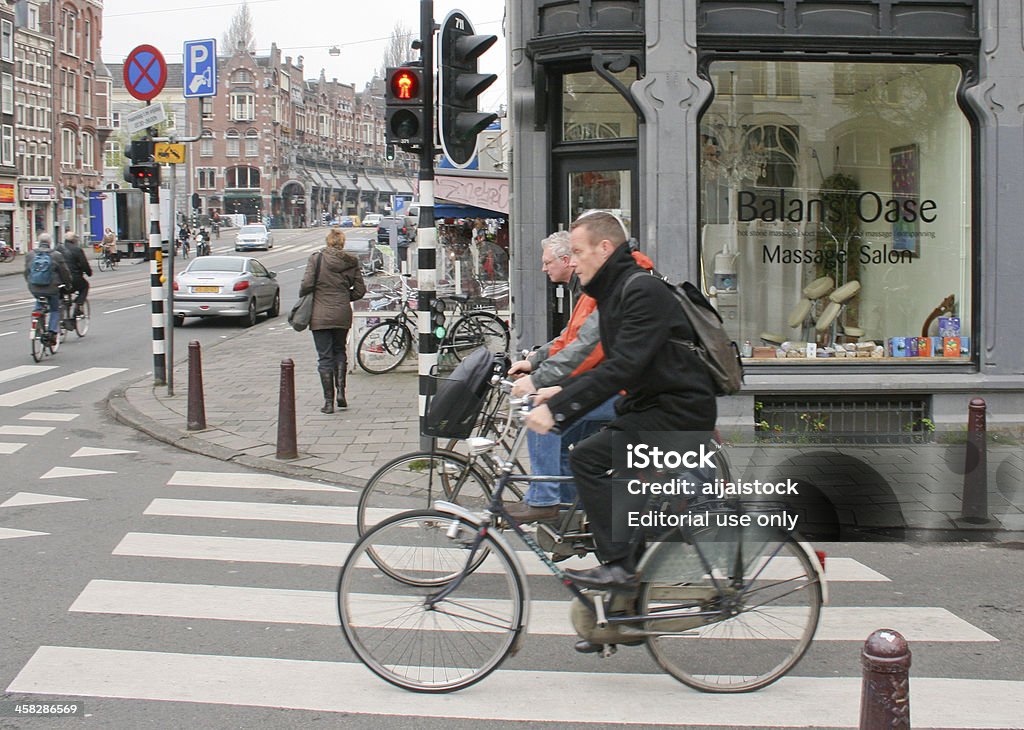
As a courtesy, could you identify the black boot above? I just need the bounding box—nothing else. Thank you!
[335,364,347,409]
[318,370,335,414]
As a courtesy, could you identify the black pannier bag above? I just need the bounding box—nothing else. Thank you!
[423,348,504,439]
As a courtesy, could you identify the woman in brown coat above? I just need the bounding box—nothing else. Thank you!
[299,228,366,412]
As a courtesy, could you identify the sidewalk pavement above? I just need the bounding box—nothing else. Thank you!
[109,322,424,488]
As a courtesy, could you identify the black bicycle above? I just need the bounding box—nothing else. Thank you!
[338,399,825,694]
[96,250,119,271]
[30,297,62,361]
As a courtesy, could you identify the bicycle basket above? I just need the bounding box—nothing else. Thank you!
[423,347,501,439]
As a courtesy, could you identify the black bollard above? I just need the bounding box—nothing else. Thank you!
[186,341,206,431]
[276,358,298,459]
[860,629,911,730]
[961,397,989,523]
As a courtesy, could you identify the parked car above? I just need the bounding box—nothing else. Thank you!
[376,216,412,246]
[172,255,280,327]
[235,224,274,251]
[362,213,383,228]
[345,236,385,276]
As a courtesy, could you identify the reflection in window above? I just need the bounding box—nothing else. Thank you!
[562,70,637,142]
[568,169,632,233]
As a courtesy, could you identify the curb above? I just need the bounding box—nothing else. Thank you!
[106,381,364,491]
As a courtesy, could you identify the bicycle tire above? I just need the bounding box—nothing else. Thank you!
[638,525,821,693]
[356,320,412,374]
[74,301,90,337]
[447,311,509,361]
[338,509,525,693]
[30,327,44,362]
[1,249,15,263]
[96,257,110,272]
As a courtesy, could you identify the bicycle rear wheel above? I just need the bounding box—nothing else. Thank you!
[338,509,525,693]
[447,312,509,361]
[74,301,90,337]
[357,320,412,374]
[638,525,821,693]
[30,326,44,362]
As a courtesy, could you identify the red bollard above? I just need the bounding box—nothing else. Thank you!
[276,358,298,459]
[860,629,911,730]
[186,341,206,431]
[961,397,989,523]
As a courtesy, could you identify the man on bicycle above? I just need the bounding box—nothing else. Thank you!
[58,232,93,317]
[24,234,72,344]
[526,211,717,590]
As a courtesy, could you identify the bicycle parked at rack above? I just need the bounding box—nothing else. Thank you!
[0,241,15,263]
[356,275,510,374]
[338,397,825,695]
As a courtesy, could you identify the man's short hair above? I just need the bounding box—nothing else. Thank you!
[63,232,79,244]
[570,211,628,247]
[541,230,571,259]
[37,233,52,246]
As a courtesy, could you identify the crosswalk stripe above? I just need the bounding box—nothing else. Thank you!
[144,498,368,524]
[71,446,138,458]
[68,579,997,642]
[0,425,55,436]
[0,365,57,385]
[21,411,79,422]
[1,492,87,508]
[0,527,48,540]
[0,368,127,407]
[9,646,1023,727]
[0,442,26,454]
[166,471,353,493]
[40,466,115,479]
[112,531,885,584]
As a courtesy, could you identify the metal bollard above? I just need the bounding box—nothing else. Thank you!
[961,397,989,523]
[276,358,298,459]
[186,341,206,431]
[860,629,911,730]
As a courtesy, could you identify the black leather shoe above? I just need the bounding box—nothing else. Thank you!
[563,562,638,590]
[574,638,644,654]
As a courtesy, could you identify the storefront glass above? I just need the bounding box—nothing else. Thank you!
[562,70,638,141]
[699,60,972,363]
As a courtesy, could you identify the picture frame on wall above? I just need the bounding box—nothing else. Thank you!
[890,144,920,257]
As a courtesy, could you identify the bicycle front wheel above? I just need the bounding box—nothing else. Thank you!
[357,321,412,374]
[96,257,110,272]
[338,509,525,693]
[74,301,90,337]
[447,312,509,361]
[638,525,821,693]
[357,450,492,536]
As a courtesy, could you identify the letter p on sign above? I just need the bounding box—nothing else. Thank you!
[184,39,217,98]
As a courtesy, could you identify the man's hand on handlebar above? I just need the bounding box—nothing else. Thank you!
[510,374,535,398]
[507,359,533,379]
[523,386,562,435]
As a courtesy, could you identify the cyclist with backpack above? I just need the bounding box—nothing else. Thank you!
[525,211,718,591]
[24,233,72,344]
[58,232,93,317]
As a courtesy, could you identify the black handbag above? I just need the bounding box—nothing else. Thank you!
[288,252,322,332]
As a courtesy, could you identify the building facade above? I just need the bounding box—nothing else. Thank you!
[508,0,1024,429]
[0,1,18,247]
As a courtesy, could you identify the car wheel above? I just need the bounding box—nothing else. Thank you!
[243,299,257,327]
[173,314,185,327]
[235,246,241,252]
[267,292,280,318]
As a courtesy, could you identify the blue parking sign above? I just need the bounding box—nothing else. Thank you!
[184,39,217,98]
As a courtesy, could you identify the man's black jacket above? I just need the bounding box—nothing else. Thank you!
[58,242,93,282]
[546,243,717,431]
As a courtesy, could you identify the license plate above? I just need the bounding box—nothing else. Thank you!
[193,286,219,293]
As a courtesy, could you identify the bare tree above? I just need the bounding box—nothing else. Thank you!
[223,1,256,54]
[378,22,414,77]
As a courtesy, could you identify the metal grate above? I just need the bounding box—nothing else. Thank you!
[754,395,932,445]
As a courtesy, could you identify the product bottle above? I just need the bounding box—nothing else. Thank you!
[742,340,753,358]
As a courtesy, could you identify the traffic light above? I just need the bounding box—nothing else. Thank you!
[438,11,498,167]
[124,139,160,191]
[385,143,396,161]
[430,298,447,340]
[385,66,425,150]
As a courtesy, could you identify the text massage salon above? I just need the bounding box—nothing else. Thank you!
[508,0,1024,433]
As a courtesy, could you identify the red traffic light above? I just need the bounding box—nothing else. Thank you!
[390,69,419,101]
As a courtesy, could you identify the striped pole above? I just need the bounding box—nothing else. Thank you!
[149,186,166,385]
[417,0,436,450]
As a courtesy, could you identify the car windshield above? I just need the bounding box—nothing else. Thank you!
[240,226,266,235]
[187,257,245,273]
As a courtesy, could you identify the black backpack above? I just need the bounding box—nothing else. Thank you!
[622,271,744,396]
[424,348,505,439]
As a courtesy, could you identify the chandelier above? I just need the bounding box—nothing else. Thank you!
[701,114,768,187]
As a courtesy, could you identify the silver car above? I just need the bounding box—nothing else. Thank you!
[235,223,274,251]
[173,255,280,327]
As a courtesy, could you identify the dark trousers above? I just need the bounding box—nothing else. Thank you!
[312,328,348,372]
[71,277,89,306]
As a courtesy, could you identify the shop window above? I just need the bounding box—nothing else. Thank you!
[568,169,632,231]
[699,60,972,364]
[561,69,637,142]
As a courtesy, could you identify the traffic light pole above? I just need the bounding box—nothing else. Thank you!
[417,0,437,449]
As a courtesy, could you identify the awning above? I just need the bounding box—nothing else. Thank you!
[356,175,374,191]
[223,190,261,199]
[390,177,414,194]
[368,175,393,194]
[323,172,346,191]
[434,203,506,220]
[304,168,327,188]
